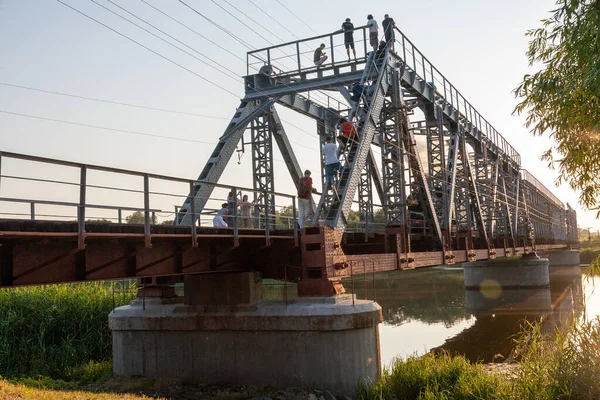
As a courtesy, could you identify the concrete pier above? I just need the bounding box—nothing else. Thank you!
[109,272,382,395]
[464,257,550,290]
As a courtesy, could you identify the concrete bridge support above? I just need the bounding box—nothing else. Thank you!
[109,271,382,395]
[546,249,580,267]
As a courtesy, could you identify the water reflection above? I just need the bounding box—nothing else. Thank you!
[345,264,595,367]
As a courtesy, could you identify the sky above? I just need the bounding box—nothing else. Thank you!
[0,0,598,231]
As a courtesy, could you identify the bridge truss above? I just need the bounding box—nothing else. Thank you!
[174,26,577,260]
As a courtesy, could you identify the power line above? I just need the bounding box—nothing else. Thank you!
[0,109,219,145]
[247,0,299,39]
[177,0,254,49]
[0,82,229,119]
[55,0,240,97]
[89,0,240,81]
[210,0,274,46]
[274,0,318,35]
[139,0,246,63]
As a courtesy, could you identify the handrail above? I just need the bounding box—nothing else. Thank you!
[520,170,564,209]
[391,26,521,166]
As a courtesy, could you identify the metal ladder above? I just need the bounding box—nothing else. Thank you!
[312,49,392,231]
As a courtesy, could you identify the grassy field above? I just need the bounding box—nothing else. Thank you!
[0,281,136,381]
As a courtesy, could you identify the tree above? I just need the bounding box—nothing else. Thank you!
[514,0,600,214]
[126,211,145,224]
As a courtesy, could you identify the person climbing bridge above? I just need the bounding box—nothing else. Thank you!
[366,14,378,52]
[323,137,341,191]
[297,170,317,228]
[337,117,357,149]
[338,18,357,61]
[313,43,328,66]
[381,14,397,48]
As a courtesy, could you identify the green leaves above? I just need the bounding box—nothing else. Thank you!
[514,0,600,213]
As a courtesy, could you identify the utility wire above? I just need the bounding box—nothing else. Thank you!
[90,0,240,81]
[56,0,239,97]
[210,0,274,46]
[139,0,246,63]
[177,0,254,49]
[0,109,218,145]
[274,0,318,35]
[0,82,229,119]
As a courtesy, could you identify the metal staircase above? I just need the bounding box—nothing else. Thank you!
[312,49,392,231]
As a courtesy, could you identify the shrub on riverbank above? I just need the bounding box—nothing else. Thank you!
[359,316,600,399]
[0,282,136,380]
[580,246,600,265]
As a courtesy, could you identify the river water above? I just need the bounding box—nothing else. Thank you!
[345,265,599,368]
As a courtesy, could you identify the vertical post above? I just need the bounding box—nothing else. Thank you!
[78,166,87,250]
[350,260,355,305]
[264,191,270,246]
[296,42,301,73]
[292,195,298,247]
[329,34,335,65]
[267,48,271,66]
[30,202,35,221]
[232,186,239,247]
[363,27,367,59]
[143,174,151,248]
[118,208,122,224]
[189,181,197,248]
[0,151,3,190]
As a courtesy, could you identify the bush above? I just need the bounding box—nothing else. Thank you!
[0,282,136,380]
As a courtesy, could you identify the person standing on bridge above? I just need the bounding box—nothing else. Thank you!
[366,14,378,52]
[213,203,229,228]
[381,14,397,49]
[297,170,316,228]
[313,43,328,67]
[226,191,238,227]
[323,137,341,191]
[338,18,357,61]
[238,194,255,229]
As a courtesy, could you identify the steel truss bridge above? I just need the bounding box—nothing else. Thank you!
[0,26,577,290]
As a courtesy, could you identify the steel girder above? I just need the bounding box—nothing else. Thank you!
[250,113,276,228]
[358,160,375,234]
[176,99,276,226]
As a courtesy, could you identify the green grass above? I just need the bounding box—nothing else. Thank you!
[0,281,136,381]
[580,246,600,265]
[358,316,600,400]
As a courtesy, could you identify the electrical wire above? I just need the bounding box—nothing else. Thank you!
[139,0,246,63]
[0,82,229,119]
[55,0,240,97]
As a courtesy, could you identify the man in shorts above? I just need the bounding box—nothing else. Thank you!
[340,18,356,61]
[367,14,378,52]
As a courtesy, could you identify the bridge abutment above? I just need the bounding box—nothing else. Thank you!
[109,271,382,395]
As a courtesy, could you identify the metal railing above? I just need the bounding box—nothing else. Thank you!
[0,151,299,248]
[390,27,521,166]
[521,169,564,209]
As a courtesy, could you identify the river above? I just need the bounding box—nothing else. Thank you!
[345,265,599,368]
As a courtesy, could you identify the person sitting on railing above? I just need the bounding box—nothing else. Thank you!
[313,43,328,67]
[381,14,397,49]
[213,203,228,228]
[323,137,341,191]
[337,18,357,61]
[238,194,255,229]
[336,117,357,150]
[366,14,378,52]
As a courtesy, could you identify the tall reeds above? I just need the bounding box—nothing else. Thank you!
[0,282,136,379]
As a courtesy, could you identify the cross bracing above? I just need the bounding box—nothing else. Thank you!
[174,25,576,251]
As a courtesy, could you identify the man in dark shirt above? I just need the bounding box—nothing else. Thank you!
[341,18,357,61]
[382,14,397,48]
[313,43,328,66]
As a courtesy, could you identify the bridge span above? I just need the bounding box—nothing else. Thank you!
[0,25,580,394]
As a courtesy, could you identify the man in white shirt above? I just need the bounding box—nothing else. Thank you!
[323,136,341,190]
[367,14,378,52]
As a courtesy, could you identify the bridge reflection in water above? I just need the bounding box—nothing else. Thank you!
[346,265,588,367]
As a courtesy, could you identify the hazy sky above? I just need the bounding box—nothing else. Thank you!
[0,0,597,231]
